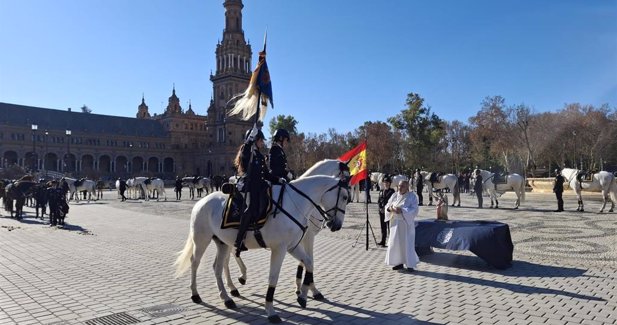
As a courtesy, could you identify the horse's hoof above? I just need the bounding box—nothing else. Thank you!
[230,289,240,297]
[268,315,282,323]
[313,293,325,300]
[297,297,307,308]
[514,207,519,210]
[224,299,237,309]
[580,209,584,212]
[191,294,202,304]
[238,277,246,285]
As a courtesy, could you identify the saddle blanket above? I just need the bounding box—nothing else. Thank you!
[221,186,273,230]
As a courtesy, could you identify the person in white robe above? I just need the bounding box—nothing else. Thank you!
[384,179,420,271]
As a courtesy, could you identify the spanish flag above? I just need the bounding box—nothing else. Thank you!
[338,141,367,186]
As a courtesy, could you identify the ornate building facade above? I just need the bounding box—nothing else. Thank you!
[0,0,253,180]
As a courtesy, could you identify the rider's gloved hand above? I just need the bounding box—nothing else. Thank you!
[279,178,286,184]
[247,126,259,142]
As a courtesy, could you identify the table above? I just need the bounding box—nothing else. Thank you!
[415,220,513,269]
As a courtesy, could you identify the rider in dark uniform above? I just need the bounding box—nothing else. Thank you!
[377,175,395,247]
[47,180,66,226]
[553,169,564,212]
[269,128,291,183]
[233,127,282,257]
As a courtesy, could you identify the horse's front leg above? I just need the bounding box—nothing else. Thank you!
[264,246,287,323]
[287,244,313,310]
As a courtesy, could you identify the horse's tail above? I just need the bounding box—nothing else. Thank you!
[519,176,526,203]
[174,228,195,278]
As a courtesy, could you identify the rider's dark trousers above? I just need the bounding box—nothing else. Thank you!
[555,191,564,211]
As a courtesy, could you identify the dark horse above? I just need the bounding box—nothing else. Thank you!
[3,181,37,219]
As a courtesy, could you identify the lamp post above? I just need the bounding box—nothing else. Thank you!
[572,131,577,169]
[129,143,133,175]
[31,124,38,171]
[66,129,71,173]
[44,130,49,175]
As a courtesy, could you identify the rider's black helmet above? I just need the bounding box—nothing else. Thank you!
[554,169,560,174]
[383,175,392,183]
[245,128,265,141]
[273,128,290,142]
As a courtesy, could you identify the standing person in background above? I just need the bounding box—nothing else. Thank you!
[119,178,127,201]
[553,168,564,212]
[474,169,483,208]
[175,176,183,201]
[414,169,424,206]
[377,176,395,247]
[384,179,420,271]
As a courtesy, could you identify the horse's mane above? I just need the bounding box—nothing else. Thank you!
[300,159,340,178]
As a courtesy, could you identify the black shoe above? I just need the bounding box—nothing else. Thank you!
[392,264,404,271]
[554,209,563,212]
[377,241,385,246]
[406,268,415,272]
[418,203,424,206]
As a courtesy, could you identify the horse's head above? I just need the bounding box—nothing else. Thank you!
[319,177,349,232]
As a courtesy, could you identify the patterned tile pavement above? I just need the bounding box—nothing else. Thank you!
[0,188,615,324]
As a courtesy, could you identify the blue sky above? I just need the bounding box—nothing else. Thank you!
[1,0,615,135]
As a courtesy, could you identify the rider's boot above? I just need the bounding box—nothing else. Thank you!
[234,211,250,257]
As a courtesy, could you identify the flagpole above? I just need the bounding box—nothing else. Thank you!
[365,131,369,251]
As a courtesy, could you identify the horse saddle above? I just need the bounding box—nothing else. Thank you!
[429,172,438,183]
[493,173,508,185]
[220,184,273,230]
[144,178,152,185]
[74,178,85,187]
[192,176,201,184]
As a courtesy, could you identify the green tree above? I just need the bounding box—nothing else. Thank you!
[268,115,298,137]
[387,92,446,170]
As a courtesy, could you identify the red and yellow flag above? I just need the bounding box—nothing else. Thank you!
[338,141,367,185]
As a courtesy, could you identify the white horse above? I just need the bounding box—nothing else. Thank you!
[561,168,616,213]
[174,175,349,322]
[473,169,525,209]
[182,176,212,200]
[125,178,143,199]
[62,177,96,203]
[421,171,461,207]
[131,177,167,201]
[370,172,386,189]
[391,174,408,188]
[227,159,350,300]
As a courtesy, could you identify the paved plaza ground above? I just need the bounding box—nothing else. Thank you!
[0,187,615,324]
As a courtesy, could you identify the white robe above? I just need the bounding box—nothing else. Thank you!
[384,191,420,269]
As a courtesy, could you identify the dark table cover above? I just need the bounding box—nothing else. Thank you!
[415,220,513,269]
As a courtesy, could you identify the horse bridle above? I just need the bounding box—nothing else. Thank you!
[286,179,349,228]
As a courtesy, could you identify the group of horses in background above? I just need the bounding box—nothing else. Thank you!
[365,167,616,213]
